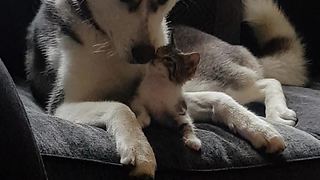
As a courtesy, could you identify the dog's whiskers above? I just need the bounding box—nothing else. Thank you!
[92,41,115,56]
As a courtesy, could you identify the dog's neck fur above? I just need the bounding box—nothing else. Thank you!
[53,0,178,104]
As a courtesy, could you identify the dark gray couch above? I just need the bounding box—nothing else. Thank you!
[1,0,320,180]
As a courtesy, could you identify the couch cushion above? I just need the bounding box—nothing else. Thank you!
[16,82,320,178]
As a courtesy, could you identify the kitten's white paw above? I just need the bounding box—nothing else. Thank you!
[267,107,297,126]
[238,118,286,154]
[184,136,202,151]
[118,141,156,179]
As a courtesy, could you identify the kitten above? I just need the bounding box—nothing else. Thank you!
[130,44,202,151]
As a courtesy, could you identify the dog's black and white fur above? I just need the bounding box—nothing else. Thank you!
[25,0,308,178]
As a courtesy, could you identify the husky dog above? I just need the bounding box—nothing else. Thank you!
[25,0,307,178]
[178,0,307,127]
[130,44,201,151]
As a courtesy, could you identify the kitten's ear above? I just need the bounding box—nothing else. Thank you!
[187,52,200,67]
[183,52,200,80]
[156,46,168,57]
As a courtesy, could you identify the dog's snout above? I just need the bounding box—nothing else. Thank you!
[131,44,156,64]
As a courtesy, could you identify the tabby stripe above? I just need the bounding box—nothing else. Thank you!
[67,0,106,34]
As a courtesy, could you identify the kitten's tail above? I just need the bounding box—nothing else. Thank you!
[243,0,308,86]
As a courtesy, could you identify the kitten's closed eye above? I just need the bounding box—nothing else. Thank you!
[120,0,142,12]
[163,58,177,81]
[150,0,170,12]
[158,0,169,5]
[121,0,170,12]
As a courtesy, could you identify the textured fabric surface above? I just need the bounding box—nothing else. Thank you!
[17,82,320,175]
[0,0,319,179]
[284,86,320,140]
[42,155,320,180]
[0,59,47,180]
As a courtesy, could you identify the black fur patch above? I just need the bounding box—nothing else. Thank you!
[121,0,168,12]
[33,29,48,73]
[45,2,83,44]
[48,85,65,114]
[132,44,156,64]
[30,34,57,107]
[149,0,159,12]
[121,0,142,12]
[158,0,169,5]
[61,25,83,44]
[150,0,169,12]
[67,0,106,34]
[261,37,292,56]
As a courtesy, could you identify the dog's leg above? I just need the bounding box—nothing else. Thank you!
[130,98,152,128]
[55,101,156,178]
[226,78,297,126]
[184,91,286,153]
[257,79,297,126]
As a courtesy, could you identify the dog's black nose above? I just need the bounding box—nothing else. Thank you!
[131,44,156,64]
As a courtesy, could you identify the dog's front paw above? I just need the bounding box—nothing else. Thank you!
[237,117,286,154]
[267,107,297,126]
[184,135,202,151]
[245,128,286,154]
[119,141,156,179]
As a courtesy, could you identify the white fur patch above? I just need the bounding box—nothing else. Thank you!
[52,0,178,177]
[55,101,157,178]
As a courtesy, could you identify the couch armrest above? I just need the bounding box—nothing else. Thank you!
[0,58,47,180]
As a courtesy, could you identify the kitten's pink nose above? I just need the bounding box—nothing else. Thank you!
[131,44,156,64]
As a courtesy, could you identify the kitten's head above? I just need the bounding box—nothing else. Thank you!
[152,45,200,85]
[120,0,176,13]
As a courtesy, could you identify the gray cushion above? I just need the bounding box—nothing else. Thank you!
[17,83,320,172]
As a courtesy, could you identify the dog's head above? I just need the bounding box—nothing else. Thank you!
[91,0,178,63]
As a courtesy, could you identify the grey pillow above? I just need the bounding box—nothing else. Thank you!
[17,83,320,171]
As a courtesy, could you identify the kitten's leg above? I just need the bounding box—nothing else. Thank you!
[226,78,297,126]
[184,92,286,153]
[130,99,151,128]
[175,114,202,151]
[55,102,156,178]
